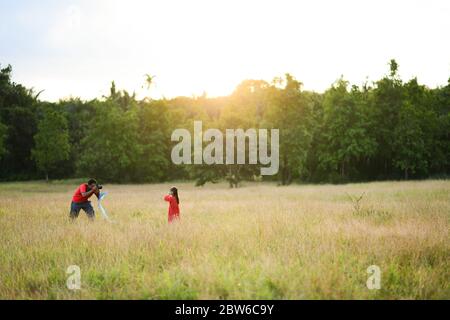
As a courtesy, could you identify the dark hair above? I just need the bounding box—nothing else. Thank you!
[88,179,97,185]
[170,187,179,204]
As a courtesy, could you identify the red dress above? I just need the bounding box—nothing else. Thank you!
[164,195,180,223]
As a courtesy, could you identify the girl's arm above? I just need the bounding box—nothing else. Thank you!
[164,195,172,202]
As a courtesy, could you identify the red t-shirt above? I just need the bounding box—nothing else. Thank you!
[164,194,180,220]
[72,184,93,203]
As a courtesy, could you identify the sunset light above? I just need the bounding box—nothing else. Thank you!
[1,0,449,101]
[0,0,449,307]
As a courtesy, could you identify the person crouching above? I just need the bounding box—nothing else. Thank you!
[70,179,100,221]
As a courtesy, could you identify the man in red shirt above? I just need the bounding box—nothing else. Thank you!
[70,179,100,220]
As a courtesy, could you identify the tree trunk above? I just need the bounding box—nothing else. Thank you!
[45,172,49,183]
[281,167,289,185]
[404,168,408,180]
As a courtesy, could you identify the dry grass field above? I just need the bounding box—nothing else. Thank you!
[0,180,448,299]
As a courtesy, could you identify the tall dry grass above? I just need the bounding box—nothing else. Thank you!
[0,180,448,299]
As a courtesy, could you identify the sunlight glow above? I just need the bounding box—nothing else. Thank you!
[1,0,449,101]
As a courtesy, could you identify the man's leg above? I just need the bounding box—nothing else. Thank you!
[82,202,95,221]
[69,202,81,221]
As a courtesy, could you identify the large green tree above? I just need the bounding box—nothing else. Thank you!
[392,100,428,179]
[134,99,171,182]
[264,74,313,185]
[368,59,405,178]
[77,98,141,182]
[318,78,377,181]
[0,64,38,180]
[0,119,6,160]
[32,108,70,181]
[429,79,450,175]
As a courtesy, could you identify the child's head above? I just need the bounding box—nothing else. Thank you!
[170,187,179,204]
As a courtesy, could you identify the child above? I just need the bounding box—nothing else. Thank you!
[164,187,180,223]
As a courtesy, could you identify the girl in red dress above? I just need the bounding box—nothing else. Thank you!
[164,187,180,223]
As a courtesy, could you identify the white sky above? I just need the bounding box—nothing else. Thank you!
[1,0,449,101]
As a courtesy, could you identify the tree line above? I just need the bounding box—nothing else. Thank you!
[0,60,449,185]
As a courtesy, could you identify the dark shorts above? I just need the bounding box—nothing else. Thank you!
[70,201,95,220]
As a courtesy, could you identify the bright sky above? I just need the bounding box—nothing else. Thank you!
[1,0,449,101]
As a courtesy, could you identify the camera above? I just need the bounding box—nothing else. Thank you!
[87,183,103,192]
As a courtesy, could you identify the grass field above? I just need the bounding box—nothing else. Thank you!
[0,180,448,299]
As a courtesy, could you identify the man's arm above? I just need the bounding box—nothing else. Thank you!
[81,185,98,198]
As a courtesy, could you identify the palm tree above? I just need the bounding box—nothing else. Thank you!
[144,74,156,90]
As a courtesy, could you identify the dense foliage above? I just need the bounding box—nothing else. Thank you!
[0,60,449,184]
